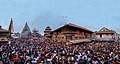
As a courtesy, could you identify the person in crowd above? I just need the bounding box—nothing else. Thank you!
[0,39,120,64]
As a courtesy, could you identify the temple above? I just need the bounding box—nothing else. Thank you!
[31,28,43,42]
[44,26,52,39]
[8,18,14,34]
[44,23,93,42]
[0,26,9,45]
[21,22,43,43]
[21,22,31,38]
[95,27,117,42]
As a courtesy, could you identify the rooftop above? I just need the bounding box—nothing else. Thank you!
[96,27,116,34]
[0,26,9,33]
[51,23,93,33]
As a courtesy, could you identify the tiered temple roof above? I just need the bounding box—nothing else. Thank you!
[21,22,31,38]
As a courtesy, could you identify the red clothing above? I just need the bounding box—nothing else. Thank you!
[11,55,15,60]
[17,54,21,58]
[37,59,41,63]
[113,62,116,64]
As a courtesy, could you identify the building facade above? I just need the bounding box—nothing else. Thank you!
[95,27,117,41]
[31,28,43,42]
[44,26,52,39]
[0,26,9,45]
[47,23,93,42]
[21,22,31,38]
[21,22,43,43]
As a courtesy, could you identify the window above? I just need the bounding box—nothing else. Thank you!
[66,36,72,40]
[79,37,82,39]
[2,39,4,40]
[100,34,102,37]
[75,37,78,39]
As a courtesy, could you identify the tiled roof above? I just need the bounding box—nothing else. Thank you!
[0,37,8,41]
[96,31,115,34]
[67,23,93,32]
[96,27,116,34]
[51,23,93,33]
[0,26,9,33]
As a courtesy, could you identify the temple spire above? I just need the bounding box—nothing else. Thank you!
[21,22,31,38]
[8,18,14,33]
[22,22,30,32]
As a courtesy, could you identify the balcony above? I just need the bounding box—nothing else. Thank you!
[62,31,78,34]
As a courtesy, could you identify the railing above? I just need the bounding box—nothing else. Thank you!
[62,31,78,34]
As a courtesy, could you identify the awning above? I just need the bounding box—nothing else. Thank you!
[11,34,20,39]
[0,37,8,42]
[69,39,92,45]
[95,39,115,42]
[57,35,65,37]
[74,34,84,37]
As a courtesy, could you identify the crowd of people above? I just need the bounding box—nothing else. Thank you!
[0,40,120,64]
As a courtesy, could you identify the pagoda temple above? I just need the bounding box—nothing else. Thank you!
[44,26,52,39]
[0,26,9,45]
[21,22,31,38]
[45,23,93,42]
[8,18,14,34]
[21,22,31,42]
[31,28,43,43]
